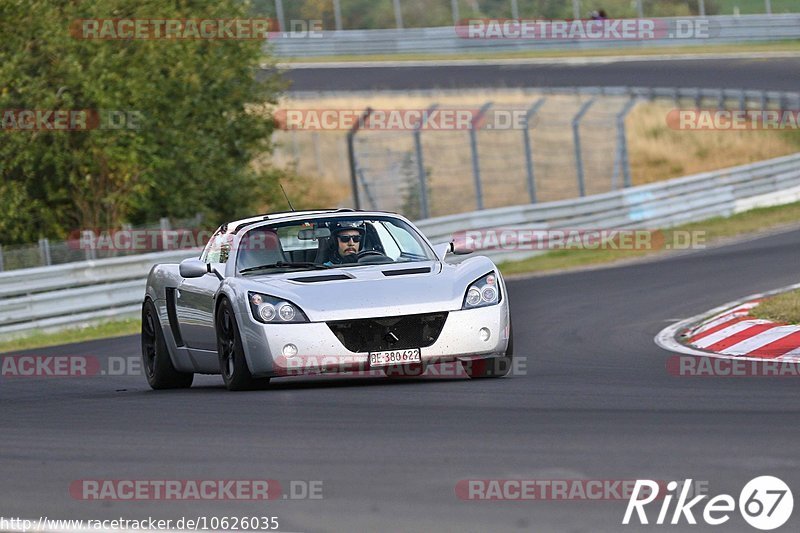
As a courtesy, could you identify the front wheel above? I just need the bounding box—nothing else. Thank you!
[462,322,514,379]
[141,299,193,389]
[216,298,270,391]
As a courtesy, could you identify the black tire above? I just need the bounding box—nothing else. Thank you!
[141,299,194,389]
[463,322,514,379]
[216,298,271,391]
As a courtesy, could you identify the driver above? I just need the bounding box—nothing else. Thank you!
[325,221,365,265]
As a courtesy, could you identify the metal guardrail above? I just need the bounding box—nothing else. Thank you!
[0,250,198,336]
[270,14,800,57]
[2,152,799,338]
[416,152,800,262]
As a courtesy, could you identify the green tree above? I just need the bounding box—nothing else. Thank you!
[0,0,285,244]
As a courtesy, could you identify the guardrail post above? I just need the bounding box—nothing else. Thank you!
[347,107,373,210]
[333,0,343,31]
[274,0,286,33]
[393,0,403,29]
[612,98,638,190]
[636,0,644,18]
[738,91,746,112]
[0,244,4,272]
[470,102,493,210]
[511,0,519,19]
[572,0,580,19]
[760,91,767,111]
[765,0,772,15]
[717,89,725,110]
[523,98,546,203]
[572,98,596,197]
[698,0,706,16]
[451,0,460,25]
[413,104,438,220]
[39,238,52,266]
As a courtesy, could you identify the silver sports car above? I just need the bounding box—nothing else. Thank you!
[141,209,513,391]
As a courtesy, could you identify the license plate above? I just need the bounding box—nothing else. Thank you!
[369,348,421,367]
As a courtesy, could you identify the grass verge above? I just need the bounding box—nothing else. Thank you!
[750,289,800,324]
[0,318,140,354]
[498,200,800,275]
[278,41,800,64]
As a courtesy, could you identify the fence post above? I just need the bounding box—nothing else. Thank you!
[451,0,460,25]
[511,0,519,19]
[765,0,772,15]
[413,104,438,220]
[393,0,403,29]
[333,0,343,31]
[636,0,644,18]
[522,98,546,203]
[39,238,52,266]
[572,98,595,197]
[347,107,373,210]
[82,230,97,261]
[275,0,286,32]
[312,132,324,177]
[470,102,493,210]
[698,0,706,16]
[357,169,378,210]
[0,244,4,272]
[612,98,638,190]
[572,0,580,19]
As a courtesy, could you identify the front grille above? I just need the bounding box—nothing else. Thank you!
[327,312,448,352]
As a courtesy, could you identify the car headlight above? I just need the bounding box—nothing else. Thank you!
[462,272,501,310]
[249,292,309,324]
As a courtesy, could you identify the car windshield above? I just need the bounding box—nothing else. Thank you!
[236,215,436,273]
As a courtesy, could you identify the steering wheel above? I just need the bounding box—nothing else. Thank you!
[356,250,392,263]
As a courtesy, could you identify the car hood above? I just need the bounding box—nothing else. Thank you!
[241,259,496,321]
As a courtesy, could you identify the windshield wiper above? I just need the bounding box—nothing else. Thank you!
[240,261,331,274]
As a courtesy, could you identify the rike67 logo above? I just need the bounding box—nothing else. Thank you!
[623,477,793,530]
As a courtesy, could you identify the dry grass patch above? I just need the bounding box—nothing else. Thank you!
[750,289,800,325]
[267,91,800,214]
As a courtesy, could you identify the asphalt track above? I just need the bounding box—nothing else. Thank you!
[282,57,800,92]
[3,227,800,532]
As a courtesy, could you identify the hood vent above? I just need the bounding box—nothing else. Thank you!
[382,267,431,277]
[290,274,351,283]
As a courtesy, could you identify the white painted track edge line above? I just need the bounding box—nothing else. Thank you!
[654,282,800,361]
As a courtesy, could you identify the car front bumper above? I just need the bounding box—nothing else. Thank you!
[240,303,511,377]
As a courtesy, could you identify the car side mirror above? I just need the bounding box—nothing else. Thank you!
[179,258,209,279]
[450,241,474,255]
[433,242,450,261]
[433,241,474,261]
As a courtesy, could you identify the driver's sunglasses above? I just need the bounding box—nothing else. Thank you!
[337,235,362,244]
